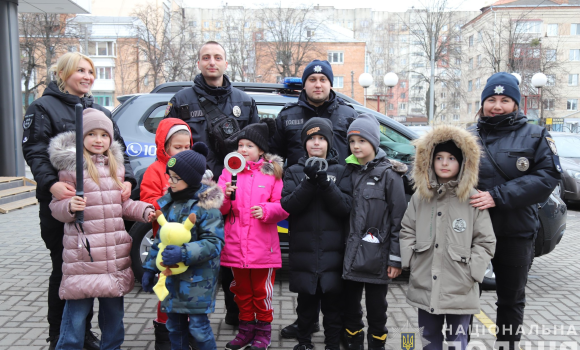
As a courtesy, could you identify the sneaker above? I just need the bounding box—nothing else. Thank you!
[153,320,171,350]
[341,329,365,350]
[293,344,314,350]
[367,333,387,350]
[226,320,256,350]
[46,335,59,350]
[281,320,321,339]
[83,331,100,350]
[250,321,271,350]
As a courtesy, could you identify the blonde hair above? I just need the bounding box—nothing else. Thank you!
[50,52,96,94]
[83,140,124,189]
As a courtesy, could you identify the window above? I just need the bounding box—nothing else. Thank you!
[515,21,542,33]
[453,114,460,121]
[94,94,113,107]
[544,99,555,110]
[333,76,344,88]
[453,103,460,110]
[570,74,579,86]
[327,51,344,64]
[441,81,447,88]
[96,67,113,80]
[204,21,209,28]
[477,55,481,66]
[388,103,394,110]
[441,115,446,121]
[204,33,209,40]
[412,74,421,79]
[570,50,580,61]
[441,103,446,110]
[475,77,481,89]
[244,22,249,28]
[469,58,473,70]
[389,47,395,54]
[568,99,578,110]
[478,31,483,42]
[189,21,197,27]
[442,25,448,31]
[216,33,221,40]
[546,49,557,62]
[572,24,580,35]
[88,41,116,56]
[216,21,221,28]
[468,35,473,47]
[399,103,407,110]
[400,35,408,42]
[256,22,262,28]
[546,74,556,86]
[400,82,406,88]
[348,22,353,29]
[468,104,472,114]
[360,20,369,28]
[455,57,461,65]
[547,24,558,36]
[307,30,315,37]
[468,80,473,92]
[400,93,406,99]
[441,92,446,98]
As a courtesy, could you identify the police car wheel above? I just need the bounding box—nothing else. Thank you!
[129,222,154,283]
[481,262,496,291]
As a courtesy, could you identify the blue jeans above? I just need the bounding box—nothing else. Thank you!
[418,309,471,350]
[166,313,216,350]
[56,297,124,350]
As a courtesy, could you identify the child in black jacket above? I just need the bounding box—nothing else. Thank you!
[281,117,353,350]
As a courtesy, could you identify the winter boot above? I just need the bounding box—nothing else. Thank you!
[83,331,100,350]
[250,321,272,350]
[226,320,256,350]
[153,320,171,350]
[368,333,387,350]
[281,319,321,339]
[293,344,314,350]
[341,328,365,350]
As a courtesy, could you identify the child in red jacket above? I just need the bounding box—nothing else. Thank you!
[140,117,193,347]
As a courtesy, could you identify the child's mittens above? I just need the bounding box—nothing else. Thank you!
[303,165,318,185]
[142,271,155,292]
[162,245,184,266]
[316,171,330,189]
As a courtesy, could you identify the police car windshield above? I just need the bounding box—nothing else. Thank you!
[552,135,580,158]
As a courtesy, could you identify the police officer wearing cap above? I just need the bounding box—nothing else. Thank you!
[164,41,259,329]
[164,41,259,180]
[270,59,358,168]
[468,72,562,350]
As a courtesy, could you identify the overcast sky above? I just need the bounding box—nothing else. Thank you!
[183,0,491,12]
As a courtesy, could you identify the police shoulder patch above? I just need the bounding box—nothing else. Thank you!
[165,102,173,116]
[545,137,558,155]
[23,114,34,130]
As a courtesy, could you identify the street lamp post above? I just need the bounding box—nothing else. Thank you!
[383,72,399,117]
[532,72,548,128]
[359,73,373,108]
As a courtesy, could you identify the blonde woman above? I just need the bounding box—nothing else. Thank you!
[21,52,136,350]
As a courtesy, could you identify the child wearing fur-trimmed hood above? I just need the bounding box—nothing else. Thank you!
[399,125,496,350]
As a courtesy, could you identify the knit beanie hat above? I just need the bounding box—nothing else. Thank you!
[433,140,464,166]
[302,60,334,87]
[481,72,521,107]
[347,114,380,152]
[301,117,333,152]
[166,142,208,187]
[235,118,276,153]
[83,108,114,139]
[166,125,191,143]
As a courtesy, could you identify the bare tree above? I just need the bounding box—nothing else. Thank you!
[132,3,168,87]
[256,4,323,79]
[163,9,200,82]
[222,7,258,82]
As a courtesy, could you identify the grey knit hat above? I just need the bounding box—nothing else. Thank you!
[347,114,380,152]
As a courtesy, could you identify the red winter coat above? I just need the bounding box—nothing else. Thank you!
[140,118,192,235]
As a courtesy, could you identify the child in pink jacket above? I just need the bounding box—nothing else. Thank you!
[218,118,288,350]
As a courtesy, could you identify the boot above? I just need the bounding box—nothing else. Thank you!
[46,335,59,350]
[341,329,365,350]
[367,333,387,350]
[250,321,272,350]
[226,320,256,350]
[281,319,321,339]
[153,320,171,350]
[83,331,100,350]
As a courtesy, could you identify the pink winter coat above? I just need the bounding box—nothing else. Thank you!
[48,131,154,300]
[218,153,288,269]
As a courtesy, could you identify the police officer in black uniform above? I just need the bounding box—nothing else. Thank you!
[164,41,259,329]
[469,72,562,350]
[269,60,358,338]
[269,60,358,168]
[22,52,134,350]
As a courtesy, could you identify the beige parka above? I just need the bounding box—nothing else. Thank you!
[400,125,496,315]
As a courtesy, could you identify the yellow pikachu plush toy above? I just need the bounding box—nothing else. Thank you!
[153,210,197,301]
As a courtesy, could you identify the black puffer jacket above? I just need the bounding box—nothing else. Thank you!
[470,111,562,238]
[22,81,135,201]
[269,90,358,167]
[342,149,407,284]
[281,149,352,294]
[164,74,259,180]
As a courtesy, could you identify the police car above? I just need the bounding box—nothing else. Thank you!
[113,80,566,288]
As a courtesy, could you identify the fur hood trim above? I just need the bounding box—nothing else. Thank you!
[412,125,481,201]
[48,131,124,172]
[389,159,409,175]
[260,153,284,176]
[197,179,224,210]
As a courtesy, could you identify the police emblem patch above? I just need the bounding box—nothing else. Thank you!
[164,102,172,116]
[313,65,323,73]
[23,115,33,130]
[516,157,530,172]
[494,85,505,94]
[452,218,467,233]
[233,106,241,117]
[546,137,558,155]
[222,121,235,135]
[167,158,176,167]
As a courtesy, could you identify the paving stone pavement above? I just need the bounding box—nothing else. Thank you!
[0,204,579,350]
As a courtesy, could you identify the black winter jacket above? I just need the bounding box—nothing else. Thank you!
[164,74,259,180]
[281,150,352,295]
[22,81,135,202]
[342,149,407,284]
[470,112,562,238]
[269,90,358,168]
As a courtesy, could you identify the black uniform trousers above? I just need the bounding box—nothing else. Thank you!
[296,282,342,348]
[343,280,389,336]
[492,236,534,349]
[39,201,93,337]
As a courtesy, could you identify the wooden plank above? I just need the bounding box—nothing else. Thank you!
[0,177,20,183]
[23,177,37,186]
[0,186,36,199]
[0,197,38,214]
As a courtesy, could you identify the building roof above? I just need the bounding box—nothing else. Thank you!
[489,0,580,6]
[262,22,363,43]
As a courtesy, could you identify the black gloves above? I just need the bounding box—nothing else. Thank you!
[304,166,331,189]
[316,171,330,189]
[303,165,318,185]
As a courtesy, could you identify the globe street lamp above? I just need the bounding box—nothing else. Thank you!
[359,73,373,107]
[383,72,399,116]
[532,72,548,127]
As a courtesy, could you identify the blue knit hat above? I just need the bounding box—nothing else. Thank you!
[166,142,208,187]
[302,60,334,87]
[481,72,521,106]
